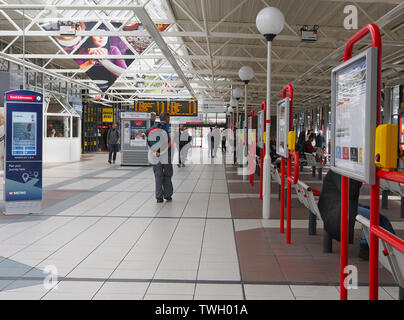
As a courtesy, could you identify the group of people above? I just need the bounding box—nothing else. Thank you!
[295,128,325,155]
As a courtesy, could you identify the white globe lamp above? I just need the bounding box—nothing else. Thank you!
[238,66,255,84]
[256,6,285,219]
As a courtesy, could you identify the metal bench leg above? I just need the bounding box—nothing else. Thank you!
[312,166,316,178]
[399,286,404,300]
[401,197,404,219]
[318,167,322,180]
[308,211,317,235]
[323,229,333,253]
[381,190,389,209]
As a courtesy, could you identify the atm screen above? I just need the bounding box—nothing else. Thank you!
[11,111,37,156]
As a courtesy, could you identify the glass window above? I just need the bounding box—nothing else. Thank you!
[46,116,70,138]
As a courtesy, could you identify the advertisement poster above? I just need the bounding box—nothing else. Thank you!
[130,120,147,147]
[5,161,42,201]
[0,107,4,169]
[257,110,264,149]
[334,56,367,176]
[5,90,43,206]
[276,98,289,158]
[40,21,169,91]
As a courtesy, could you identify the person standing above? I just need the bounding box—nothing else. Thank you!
[150,112,174,203]
[212,125,221,158]
[221,128,227,152]
[107,122,120,164]
[207,127,214,158]
[177,124,189,168]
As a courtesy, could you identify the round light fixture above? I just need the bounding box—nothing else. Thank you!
[238,66,255,83]
[256,7,285,40]
[232,87,243,99]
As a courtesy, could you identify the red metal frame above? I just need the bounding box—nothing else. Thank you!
[338,22,382,301]
[338,23,404,301]
[250,110,255,186]
[280,84,294,235]
[260,102,266,200]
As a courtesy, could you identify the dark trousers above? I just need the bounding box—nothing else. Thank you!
[222,140,226,152]
[108,144,118,161]
[178,145,184,164]
[153,163,173,200]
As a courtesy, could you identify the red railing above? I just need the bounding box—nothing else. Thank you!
[260,101,266,200]
[280,84,294,235]
[338,23,382,301]
[367,170,404,300]
[339,23,404,301]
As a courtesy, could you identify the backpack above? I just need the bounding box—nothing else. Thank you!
[146,123,163,149]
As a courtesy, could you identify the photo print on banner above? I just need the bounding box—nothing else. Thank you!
[40,21,170,92]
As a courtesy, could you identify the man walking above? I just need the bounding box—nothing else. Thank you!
[107,123,120,164]
[149,112,174,203]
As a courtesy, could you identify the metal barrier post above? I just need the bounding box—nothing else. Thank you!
[369,179,380,300]
[340,176,349,300]
[287,156,292,244]
[259,102,266,200]
[308,211,316,235]
[280,157,285,233]
[281,84,293,236]
[323,229,333,253]
[286,152,299,244]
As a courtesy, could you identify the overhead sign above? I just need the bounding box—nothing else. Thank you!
[200,98,226,113]
[121,112,151,120]
[102,107,114,122]
[134,100,198,116]
[276,98,290,158]
[4,90,43,215]
[330,47,377,184]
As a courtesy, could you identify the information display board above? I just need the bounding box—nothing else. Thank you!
[257,110,265,149]
[276,98,290,158]
[134,100,198,116]
[330,47,377,184]
[4,90,43,214]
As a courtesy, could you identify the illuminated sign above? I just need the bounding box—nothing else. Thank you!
[134,100,198,117]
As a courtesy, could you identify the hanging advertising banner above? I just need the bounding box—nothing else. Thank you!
[40,21,170,92]
[330,47,377,184]
[276,98,290,158]
[257,110,265,149]
[4,90,43,215]
[102,107,114,122]
[134,100,198,116]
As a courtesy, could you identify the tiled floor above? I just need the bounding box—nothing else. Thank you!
[0,148,402,300]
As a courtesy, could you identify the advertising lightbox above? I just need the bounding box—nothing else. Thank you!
[330,47,377,184]
[4,90,43,214]
[276,98,290,158]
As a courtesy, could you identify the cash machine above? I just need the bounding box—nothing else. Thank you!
[120,112,151,166]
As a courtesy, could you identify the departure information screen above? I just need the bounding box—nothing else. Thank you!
[11,112,37,156]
